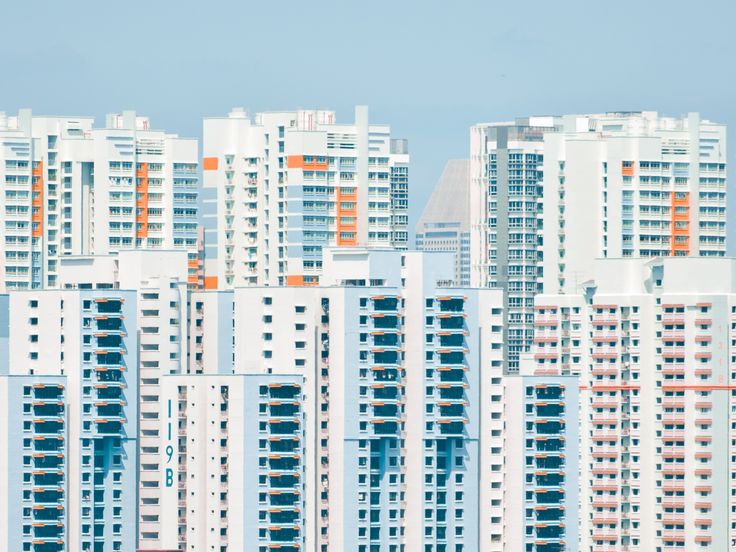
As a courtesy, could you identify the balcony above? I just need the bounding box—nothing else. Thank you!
[268,438,300,454]
[437,314,465,331]
[267,385,301,400]
[372,314,399,330]
[268,474,300,489]
[371,386,399,400]
[268,456,301,471]
[32,403,64,418]
[437,420,466,435]
[371,420,400,436]
[32,385,64,400]
[371,296,399,313]
[268,490,300,507]
[269,420,300,436]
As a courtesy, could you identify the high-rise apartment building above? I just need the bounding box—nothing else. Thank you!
[158,373,306,552]
[0,109,200,292]
[470,118,555,372]
[531,257,736,550]
[186,248,507,551]
[471,111,727,372]
[540,112,727,293]
[56,251,190,550]
[416,159,471,286]
[201,106,409,289]
[0,284,139,552]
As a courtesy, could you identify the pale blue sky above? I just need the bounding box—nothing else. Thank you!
[2,0,735,247]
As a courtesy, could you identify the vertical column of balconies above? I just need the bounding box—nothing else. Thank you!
[588,306,628,552]
[215,385,230,549]
[659,304,688,550]
[88,295,129,550]
[93,298,128,438]
[691,304,714,547]
[524,383,566,551]
[26,382,67,552]
[263,382,304,551]
[318,297,330,548]
[433,297,469,437]
[365,294,403,550]
[243,163,260,283]
[533,307,561,375]
[423,295,470,550]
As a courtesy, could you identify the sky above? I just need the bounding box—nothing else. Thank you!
[2,0,735,248]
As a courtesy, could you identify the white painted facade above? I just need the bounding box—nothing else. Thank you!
[0,110,200,292]
[201,107,409,289]
[470,112,727,374]
[532,257,736,550]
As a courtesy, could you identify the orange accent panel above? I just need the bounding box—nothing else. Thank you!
[670,192,690,254]
[203,157,218,171]
[204,276,218,290]
[31,161,43,238]
[135,163,149,239]
[287,155,304,169]
[286,275,304,286]
[286,275,318,287]
[336,186,358,246]
[621,161,634,177]
[187,253,199,287]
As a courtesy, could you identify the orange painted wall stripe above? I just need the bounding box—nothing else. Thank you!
[203,157,218,171]
[670,192,690,254]
[336,187,357,246]
[187,253,199,286]
[286,275,318,287]
[204,276,218,290]
[31,161,43,238]
[135,163,149,239]
[287,155,303,169]
[621,161,634,177]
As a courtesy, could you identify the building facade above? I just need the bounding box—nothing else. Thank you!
[186,248,507,551]
[470,118,555,372]
[470,112,727,372]
[201,107,409,289]
[532,257,736,550]
[0,285,139,552]
[56,251,190,550]
[158,373,306,552]
[0,110,200,292]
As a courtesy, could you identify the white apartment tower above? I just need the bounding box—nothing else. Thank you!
[158,372,306,552]
[201,106,409,289]
[532,257,736,550]
[471,111,727,371]
[56,251,190,550]
[0,109,200,292]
